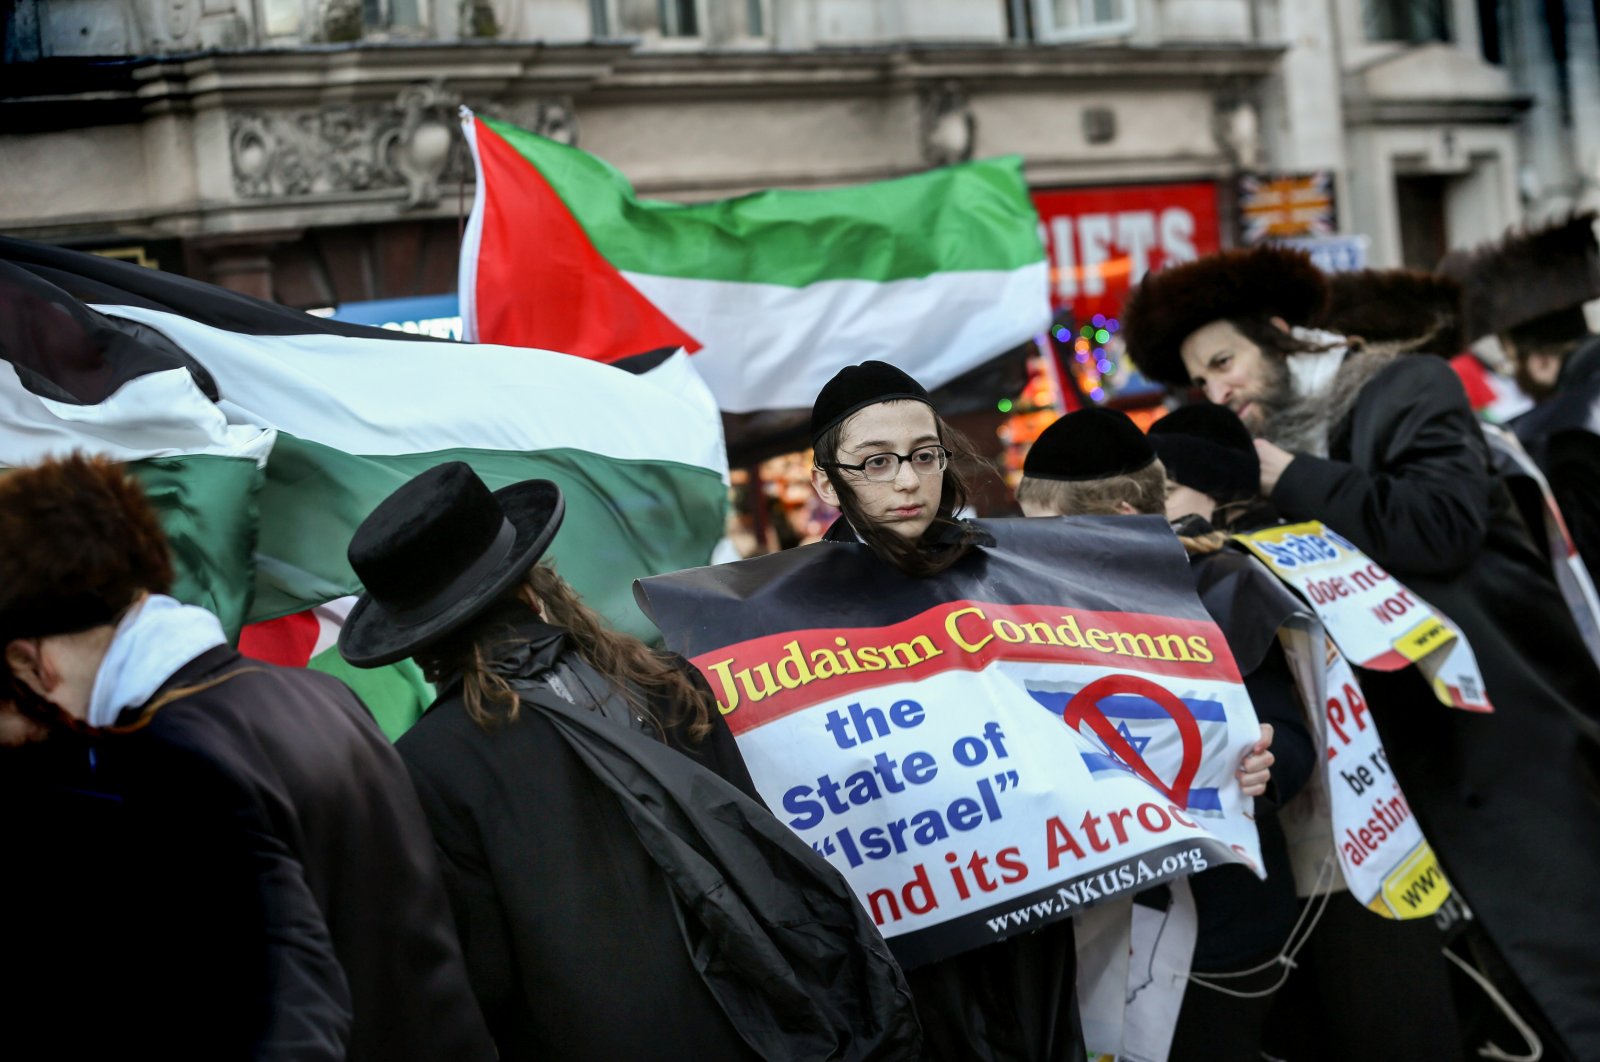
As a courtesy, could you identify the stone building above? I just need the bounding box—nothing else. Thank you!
[0,1,1585,325]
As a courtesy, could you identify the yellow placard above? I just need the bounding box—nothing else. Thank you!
[1391,616,1455,664]
[1368,842,1451,919]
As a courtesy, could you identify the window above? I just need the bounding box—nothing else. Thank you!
[594,0,767,43]
[258,0,303,37]
[1362,0,1451,43]
[361,0,426,30]
[1030,0,1135,42]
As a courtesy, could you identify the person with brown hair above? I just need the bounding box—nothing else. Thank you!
[1121,243,1600,1061]
[339,461,920,1062]
[0,453,494,1061]
[1146,402,1470,1061]
[809,360,991,573]
[806,361,1083,1062]
[1016,408,1310,1062]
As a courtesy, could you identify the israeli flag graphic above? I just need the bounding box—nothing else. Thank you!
[1027,681,1233,816]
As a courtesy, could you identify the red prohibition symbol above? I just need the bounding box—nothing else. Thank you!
[1060,674,1204,809]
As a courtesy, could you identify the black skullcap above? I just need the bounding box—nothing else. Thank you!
[811,361,932,444]
[1023,407,1156,482]
[1148,404,1259,504]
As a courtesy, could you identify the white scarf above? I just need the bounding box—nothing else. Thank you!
[1280,328,1353,457]
[1285,328,1349,398]
[87,594,228,729]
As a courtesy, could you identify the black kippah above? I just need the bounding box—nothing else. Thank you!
[1023,407,1156,482]
[1148,403,1259,504]
[811,361,932,444]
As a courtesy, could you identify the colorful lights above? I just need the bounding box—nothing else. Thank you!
[997,397,1014,413]
[1056,314,1126,406]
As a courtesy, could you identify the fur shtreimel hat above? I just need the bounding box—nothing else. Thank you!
[1438,212,1600,350]
[1316,269,1466,355]
[810,361,932,445]
[0,453,174,648]
[339,462,565,669]
[1120,246,1331,389]
[1023,407,1156,482]
[1148,404,1259,505]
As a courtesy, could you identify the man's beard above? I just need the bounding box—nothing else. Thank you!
[1238,354,1295,436]
[1248,353,1337,455]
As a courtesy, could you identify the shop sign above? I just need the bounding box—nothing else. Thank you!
[1031,183,1222,324]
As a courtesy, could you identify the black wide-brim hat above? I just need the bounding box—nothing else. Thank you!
[339,462,564,668]
[1120,246,1330,389]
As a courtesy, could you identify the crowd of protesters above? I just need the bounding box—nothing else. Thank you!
[5,215,1600,1062]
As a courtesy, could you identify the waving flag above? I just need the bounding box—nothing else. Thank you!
[461,110,1049,454]
[0,237,728,652]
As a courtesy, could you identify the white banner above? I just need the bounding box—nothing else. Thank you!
[1234,522,1492,713]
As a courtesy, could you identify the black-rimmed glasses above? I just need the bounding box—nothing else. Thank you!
[819,445,950,482]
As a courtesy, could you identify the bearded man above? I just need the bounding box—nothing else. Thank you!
[1121,245,1600,1062]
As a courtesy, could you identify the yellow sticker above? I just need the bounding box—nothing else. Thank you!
[1368,843,1451,919]
[1391,617,1455,663]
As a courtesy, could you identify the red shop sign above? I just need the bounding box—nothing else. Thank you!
[1031,183,1222,324]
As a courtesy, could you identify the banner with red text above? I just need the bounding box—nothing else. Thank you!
[1275,622,1452,920]
[1233,522,1492,713]
[637,516,1263,968]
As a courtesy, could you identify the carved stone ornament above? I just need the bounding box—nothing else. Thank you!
[479,97,580,148]
[920,80,976,167]
[1212,96,1262,172]
[227,81,475,208]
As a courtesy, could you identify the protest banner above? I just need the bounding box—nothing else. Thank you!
[637,516,1263,968]
[1233,522,1492,712]
[1274,619,1451,919]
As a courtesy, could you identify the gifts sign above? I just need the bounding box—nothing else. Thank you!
[638,517,1265,968]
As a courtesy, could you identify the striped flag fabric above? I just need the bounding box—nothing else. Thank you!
[0,238,729,656]
[461,109,1050,445]
[236,599,433,740]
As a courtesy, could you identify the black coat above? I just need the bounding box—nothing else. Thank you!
[2,727,285,1060]
[1,647,494,1060]
[394,623,772,1061]
[1511,353,1600,587]
[1271,354,1600,1059]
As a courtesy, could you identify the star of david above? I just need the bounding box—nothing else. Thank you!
[1108,721,1151,761]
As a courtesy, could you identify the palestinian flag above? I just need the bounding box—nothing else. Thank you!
[0,237,729,657]
[236,600,432,741]
[461,110,1050,460]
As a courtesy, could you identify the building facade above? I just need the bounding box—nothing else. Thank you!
[0,0,1588,323]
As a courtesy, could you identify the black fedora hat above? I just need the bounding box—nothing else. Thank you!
[339,462,564,668]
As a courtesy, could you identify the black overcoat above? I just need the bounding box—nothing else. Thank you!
[394,628,775,1061]
[4,647,496,1060]
[1271,355,1600,1058]
[123,646,493,1061]
[1511,352,1600,586]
